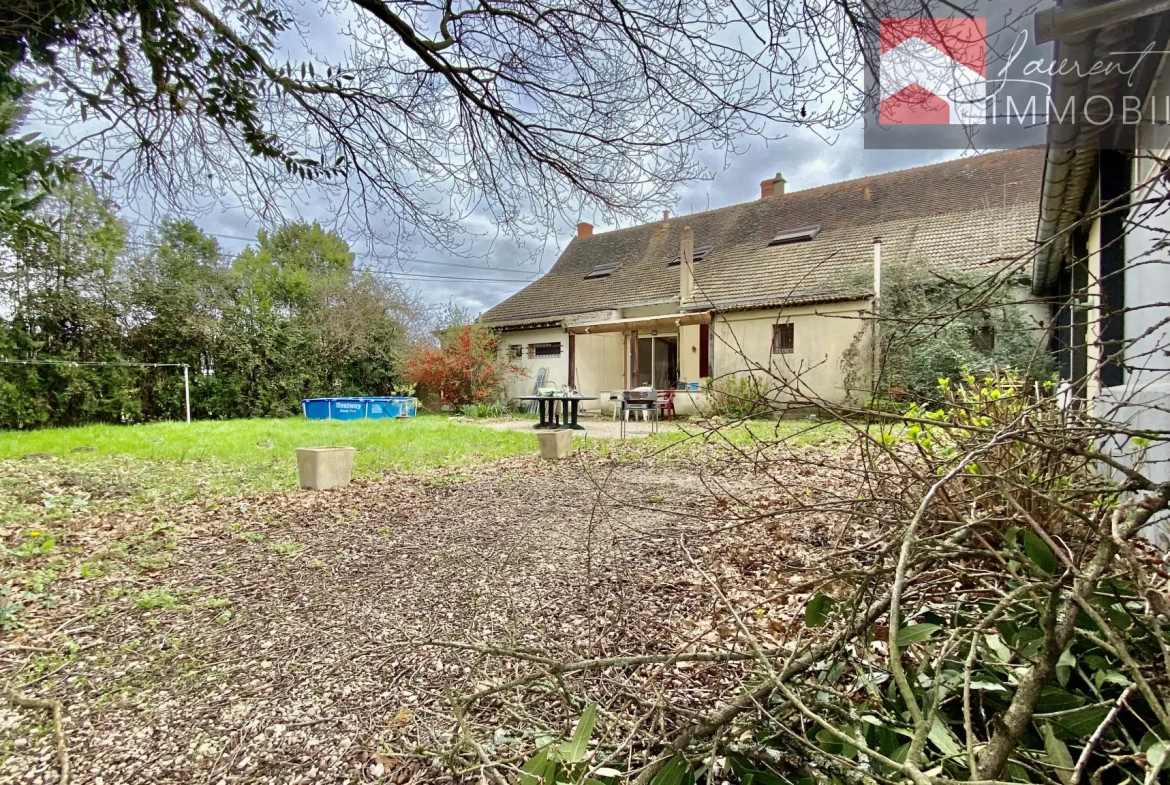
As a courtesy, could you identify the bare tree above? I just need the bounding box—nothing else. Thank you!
[7,0,866,246]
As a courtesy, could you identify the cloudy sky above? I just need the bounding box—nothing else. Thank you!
[50,0,1049,319]
[147,126,960,317]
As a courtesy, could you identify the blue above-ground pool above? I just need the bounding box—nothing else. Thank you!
[301,396,418,420]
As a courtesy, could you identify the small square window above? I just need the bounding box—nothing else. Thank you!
[508,345,523,359]
[529,342,562,358]
[771,323,794,354]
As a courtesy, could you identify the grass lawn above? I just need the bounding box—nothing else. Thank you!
[643,416,854,451]
[0,416,537,527]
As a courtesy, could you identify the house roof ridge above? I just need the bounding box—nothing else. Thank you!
[571,148,1043,241]
[480,147,1046,325]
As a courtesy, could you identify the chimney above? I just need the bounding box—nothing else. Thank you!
[577,222,593,238]
[679,226,695,304]
[662,210,670,228]
[760,172,787,198]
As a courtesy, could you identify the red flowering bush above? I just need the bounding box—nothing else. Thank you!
[405,324,524,406]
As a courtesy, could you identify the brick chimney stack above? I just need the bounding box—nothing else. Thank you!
[577,222,593,238]
[759,172,787,198]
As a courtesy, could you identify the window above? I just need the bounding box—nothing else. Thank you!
[508,345,523,359]
[584,262,622,279]
[768,224,820,246]
[771,323,794,354]
[529,342,562,358]
[667,245,713,266]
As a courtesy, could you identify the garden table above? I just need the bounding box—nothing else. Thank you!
[516,395,599,430]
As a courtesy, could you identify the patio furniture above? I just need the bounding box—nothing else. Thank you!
[656,389,676,420]
[619,388,659,438]
[534,383,560,424]
[517,394,598,430]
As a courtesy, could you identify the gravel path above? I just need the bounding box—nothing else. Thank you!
[0,446,855,784]
[476,416,684,440]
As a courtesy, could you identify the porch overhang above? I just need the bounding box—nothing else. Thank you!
[565,311,713,335]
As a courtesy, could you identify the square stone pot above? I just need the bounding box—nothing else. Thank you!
[537,430,574,460]
[296,446,356,490]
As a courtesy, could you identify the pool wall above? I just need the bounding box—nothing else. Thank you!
[301,397,418,420]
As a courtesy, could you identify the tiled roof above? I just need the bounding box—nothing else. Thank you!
[481,149,1046,325]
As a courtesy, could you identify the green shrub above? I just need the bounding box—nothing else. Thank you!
[702,374,770,420]
[841,259,1053,398]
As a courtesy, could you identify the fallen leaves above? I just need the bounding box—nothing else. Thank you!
[0,439,871,784]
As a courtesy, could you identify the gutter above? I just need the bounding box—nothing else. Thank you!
[1033,29,1097,296]
[1033,2,1169,295]
[678,291,871,313]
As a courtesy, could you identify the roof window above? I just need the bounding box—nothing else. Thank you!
[584,262,622,279]
[768,225,820,246]
[667,245,713,266]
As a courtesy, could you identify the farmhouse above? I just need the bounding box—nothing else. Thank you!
[481,149,1047,411]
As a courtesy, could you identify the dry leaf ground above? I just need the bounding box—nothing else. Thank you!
[0,440,864,784]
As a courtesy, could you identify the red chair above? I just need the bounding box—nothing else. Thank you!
[656,389,676,420]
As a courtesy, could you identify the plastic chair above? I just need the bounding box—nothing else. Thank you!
[656,389,676,420]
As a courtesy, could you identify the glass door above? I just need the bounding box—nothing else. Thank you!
[636,335,679,388]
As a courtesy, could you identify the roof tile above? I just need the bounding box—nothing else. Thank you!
[482,149,1045,324]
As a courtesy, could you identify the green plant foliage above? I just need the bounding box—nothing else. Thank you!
[803,591,835,628]
[0,212,418,427]
[774,371,1167,784]
[532,371,1168,785]
[518,703,623,785]
[702,374,770,420]
[841,259,1053,398]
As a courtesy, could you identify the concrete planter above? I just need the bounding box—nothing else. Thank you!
[296,446,356,490]
[536,430,574,460]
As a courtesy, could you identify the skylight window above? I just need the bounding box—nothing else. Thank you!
[768,225,821,246]
[584,261,622,279]
[667,245,713,266]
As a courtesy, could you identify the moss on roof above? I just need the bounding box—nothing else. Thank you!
[481,149,1045,326]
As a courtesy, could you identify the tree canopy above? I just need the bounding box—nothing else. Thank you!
[0,189,421,428]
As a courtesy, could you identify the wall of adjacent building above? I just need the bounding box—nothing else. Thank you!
[1126,72,1170,396]
[711,300,872,404]
[572,332,626,400]
[1093,56,1170,548]
[498,328,569,400]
